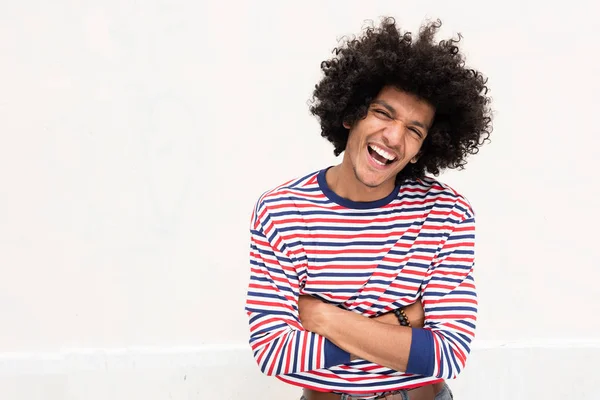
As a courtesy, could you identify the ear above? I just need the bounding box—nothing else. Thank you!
[343,121,351,129]
[410,154,420,164]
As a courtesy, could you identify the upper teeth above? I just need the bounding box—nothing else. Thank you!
[370,144,396,161]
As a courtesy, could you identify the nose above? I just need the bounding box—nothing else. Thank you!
[382,120,407,148]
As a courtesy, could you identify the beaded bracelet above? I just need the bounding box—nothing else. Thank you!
[394,308,411,327]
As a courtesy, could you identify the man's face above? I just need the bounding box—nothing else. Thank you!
[342,86,435,190]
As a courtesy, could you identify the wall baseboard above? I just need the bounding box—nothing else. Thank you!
[0,340,597,400]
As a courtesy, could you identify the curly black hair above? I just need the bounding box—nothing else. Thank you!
[309,17,492,182]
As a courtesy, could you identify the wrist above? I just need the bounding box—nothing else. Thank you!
[403,306,424,328]
[314,302,343,335]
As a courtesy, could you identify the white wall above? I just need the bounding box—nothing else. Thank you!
[1,0,598,398]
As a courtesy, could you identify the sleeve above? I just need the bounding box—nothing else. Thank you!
[405,211,478,379]
[245,205,351,376]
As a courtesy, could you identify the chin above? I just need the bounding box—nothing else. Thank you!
[359,178,385,188]
[357,172,394,189]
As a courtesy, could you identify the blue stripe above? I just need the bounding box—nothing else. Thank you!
[310,333,317,368]
[262,336,279,373]
[250,322,288,339]
[247,291,293,303]
[245,308,292,317]
[441,340,460,377]
[424,290,475,297]
[426,306,477,313]
[292,330,299,372]
[269,203,445,218]
[308,256,386,262]
[388,247,438,255]
[429,276,465,285]
[275,334,289,376]
[278,222,420,232]
[304,288,365,295]
[441,329,470,352]
[292,239,399,247]
[308,271,374,278]
[380,289,415,298]
[458,320,476,330]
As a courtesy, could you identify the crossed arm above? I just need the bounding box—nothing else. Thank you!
[246,209,477,379]
[298,298,446,399]
[298,295,424,372]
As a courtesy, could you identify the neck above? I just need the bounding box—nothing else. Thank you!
[326,163,396,203]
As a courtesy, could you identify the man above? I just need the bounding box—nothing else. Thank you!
[245,17,491,400]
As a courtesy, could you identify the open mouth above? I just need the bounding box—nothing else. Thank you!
[367,144,397,167]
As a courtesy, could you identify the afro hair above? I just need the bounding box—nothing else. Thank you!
[309,17,493,182]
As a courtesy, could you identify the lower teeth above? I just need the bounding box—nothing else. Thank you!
[368,147,388,166]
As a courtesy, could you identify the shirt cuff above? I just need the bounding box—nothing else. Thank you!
[406,328,435,376]
[324,339,351,368]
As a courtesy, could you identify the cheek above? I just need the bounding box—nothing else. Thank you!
[346,131,362,154]
[408,140,424,156]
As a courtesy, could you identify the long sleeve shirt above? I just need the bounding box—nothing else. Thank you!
[245,168,478,393]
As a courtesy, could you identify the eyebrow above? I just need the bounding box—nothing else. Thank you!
[371,100,429,130]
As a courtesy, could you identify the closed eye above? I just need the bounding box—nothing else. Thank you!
[373,109,392,119]
[409,128,424,138]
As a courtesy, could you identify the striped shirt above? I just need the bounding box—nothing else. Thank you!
[245,167,478,393]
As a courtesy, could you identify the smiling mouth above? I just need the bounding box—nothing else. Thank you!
[367,144,397,166]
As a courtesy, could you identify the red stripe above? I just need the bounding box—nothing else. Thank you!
[444,256,474,263]
[255,342,269,366]
[281,228,423,240]
[250,316,303,335]
[434,332,442,376]
[452,344,467,366]
[383,254,433,262]
[388,282,420,291]
[247,282,278,291]
[440,241,474,250]
[376,296,415,307]
[425,283,456,290]
[267,193,462,209]
[246,299,296,313]
[285,332,294,373]
[370,270,426,280]
[267,332,288,376]
[443,322,476,335]
[304,264,377,271]
[300,332,308,372]
[267,190,325,200]
[308,368,394,382]
[433,297,478,305]
[430,269,471,278]
[309,247,393,255]
[454,224,475,232]
[316,335,323,368]
[309,280,369,286]
[272,214,428,225]
[427,314,476,321]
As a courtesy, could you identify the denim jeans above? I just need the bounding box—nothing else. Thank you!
[300,384,453,400]
[434,384,453,400]
[376,384,453,400]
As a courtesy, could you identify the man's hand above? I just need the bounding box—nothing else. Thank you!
[298,295,341,334]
